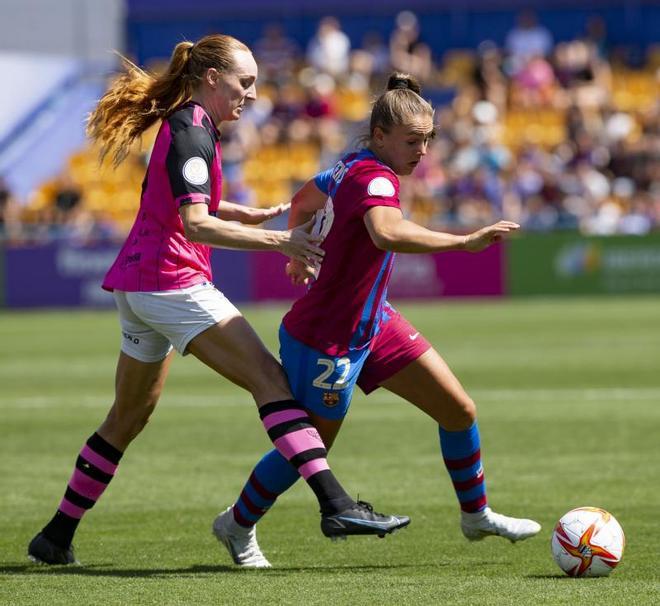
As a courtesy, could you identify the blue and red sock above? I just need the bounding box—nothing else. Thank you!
[439,422,488,513]
[232,450,299,527]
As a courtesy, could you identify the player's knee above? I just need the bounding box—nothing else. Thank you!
[456,395,477,426]
[251,356,292,400]
[104,401,156,442]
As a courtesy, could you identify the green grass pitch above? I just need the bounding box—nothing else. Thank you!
[1,296,659,605]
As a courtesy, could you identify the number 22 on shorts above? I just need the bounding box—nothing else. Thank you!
[312,357,351,390]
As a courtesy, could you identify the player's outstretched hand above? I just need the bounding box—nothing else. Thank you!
[243,202,291,225]
[464,221,520,253]
[279,217,325,266]
[286,259,317,285]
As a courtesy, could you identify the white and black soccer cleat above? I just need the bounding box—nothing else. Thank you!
[321,500,410,539]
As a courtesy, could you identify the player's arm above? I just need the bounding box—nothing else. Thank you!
[216,200,291,225]
[180,203,323,264]
[364,206,520,253]
[169,126,322,263]
[284,179,328,284]
[288,179,327,228]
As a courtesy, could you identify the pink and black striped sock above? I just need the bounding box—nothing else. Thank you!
[259,400,353,515]
[42,432,122,548]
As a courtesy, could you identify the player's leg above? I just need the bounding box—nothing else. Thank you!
[212,412,345,568]
[229,411,345,525]
[28,349,174,565]
[212,325,409,566]
[225,326,355,536]
[186,316,358,519]
[361,312,540,543]
[113,282,353,525]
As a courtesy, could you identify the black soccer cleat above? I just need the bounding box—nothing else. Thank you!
[27,532,78,565]
[321,500,410,539]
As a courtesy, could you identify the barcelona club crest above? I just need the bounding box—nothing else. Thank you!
[323,392,340,407]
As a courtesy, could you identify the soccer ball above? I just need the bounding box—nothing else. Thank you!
[551,507,625,577]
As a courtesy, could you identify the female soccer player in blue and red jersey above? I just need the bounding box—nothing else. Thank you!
[27,35,407,566]
[214,73,541,567]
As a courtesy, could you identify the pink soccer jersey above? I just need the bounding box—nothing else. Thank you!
[283,149,401,356]
[103,102,222,292]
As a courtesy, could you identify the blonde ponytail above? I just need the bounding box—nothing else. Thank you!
[369,71,433,137]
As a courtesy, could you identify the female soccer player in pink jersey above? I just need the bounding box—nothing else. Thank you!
[215,73,541,567]
[27,35,408,566]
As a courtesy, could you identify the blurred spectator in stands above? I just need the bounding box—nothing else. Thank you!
[0,177,23,242]
[271,81,305,122]
[219,120,261,197]
[472,42,508,113]
[17,15,660,240]
[59,206,122,244]
[523,194,560,231]
[52,170,82,224]
[24,170,120,244]
[258,119,285,148]
[575,159,611,203]
[511,53,557,107]
[254,24,301,82]
[512,156,545,204]
[306,17,351,78]
[223,165,257,208]
[505,10,553,75]
[584,15,609,60]
[581,198,622,234]
[360,31,391,80]
[618,188,655,234]
[302,72,336,119]
[390,11,433,83]
[554,39,611,110]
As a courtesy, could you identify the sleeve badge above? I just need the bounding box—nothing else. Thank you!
[367,176,396,197]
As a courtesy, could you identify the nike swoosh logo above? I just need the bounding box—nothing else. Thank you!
[409,332,420,341]
[337,516,396,528]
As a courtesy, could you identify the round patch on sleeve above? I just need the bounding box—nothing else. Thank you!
[367,176,396,197]
[182,157,209,185]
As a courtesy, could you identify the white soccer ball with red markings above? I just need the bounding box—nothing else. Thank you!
[551,507,625,577]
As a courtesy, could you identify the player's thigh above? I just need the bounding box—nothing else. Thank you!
[110,291,175,418]
[186,315,291,404]
[279,325,368,423]
[357,310,431,395]
[125,282,239,359]
[360,312,475,429]
[125,282,290,404]
[114,290,174,363]
[380,348,476,430]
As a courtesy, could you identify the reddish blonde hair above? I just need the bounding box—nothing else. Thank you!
[87,34,250,166]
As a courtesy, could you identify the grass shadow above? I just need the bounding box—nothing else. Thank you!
[526,574,599,580]
[1,561,445,578]
[258,562,446,575]
[1,563,237,578]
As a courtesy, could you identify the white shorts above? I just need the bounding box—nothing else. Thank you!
[113,281,241,363]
